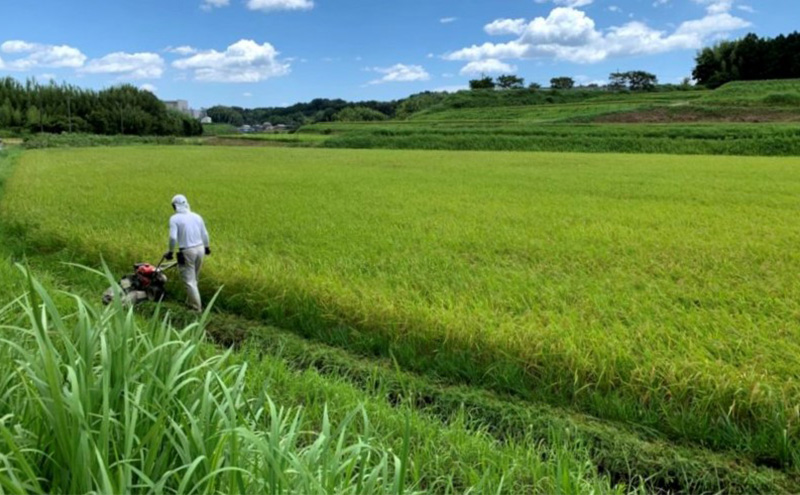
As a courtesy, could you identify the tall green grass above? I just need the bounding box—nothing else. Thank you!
[4,146,800,471]
[0,266,419,494]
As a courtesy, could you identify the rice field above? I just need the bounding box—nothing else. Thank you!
[4,145,800,474]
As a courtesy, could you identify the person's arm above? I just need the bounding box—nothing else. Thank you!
[201,218,210,248]
[201,218,211,255]
[167,217,178,253]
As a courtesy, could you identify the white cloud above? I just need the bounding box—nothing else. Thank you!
[368,64,430,85]
[653,0,670,6]
[692,0,736,14]
[201,0,229,10]
[172,39,290,82]
[82,52,165,79]
[737,5,755,13]
[246,0,313,12]
[140,83,157,93]
[168,45,198,55]
[460,59,517,75]
[608,5,622,13]
[485,18,527,36]
[39,73,56,81]
[445,41,529,62]
[440,17,457,24]
[0,40,86,70]
[243,92,253,97]
[446,6,750,65]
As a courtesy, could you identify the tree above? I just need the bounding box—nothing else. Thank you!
[528,82,542,90]
[550,77,575,90]
[628,71,658,91]
[469,76,496,90]
[332,106,389,122]
[496,74,525,90]
[609,71,658,91]
[692,32,800,88]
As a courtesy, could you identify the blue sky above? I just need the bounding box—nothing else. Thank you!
[0,0,793,109]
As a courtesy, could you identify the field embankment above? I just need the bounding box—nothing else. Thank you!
[4,145,800,476]
[278,80,800,156]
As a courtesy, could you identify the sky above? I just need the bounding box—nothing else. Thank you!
[0,0,794,109]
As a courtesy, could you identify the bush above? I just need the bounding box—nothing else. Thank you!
[332,106,389,122]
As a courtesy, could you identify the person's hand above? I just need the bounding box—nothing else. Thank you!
[205,246,211,256]
[164,251,174,261]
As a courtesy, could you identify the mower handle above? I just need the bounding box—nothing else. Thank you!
[155,256,178,272]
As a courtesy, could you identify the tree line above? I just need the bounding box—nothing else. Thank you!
[0,77,202,136]
[693,32,800,88]
[206,98,398,127]
[468,71,662,91]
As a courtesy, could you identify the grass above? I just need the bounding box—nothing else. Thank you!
[202,123,239,136]
[310,122,800,156]
[4,145,800,474]
[0,265,419,494]
[0,151,648,495]
[218,133,331,144]
[20,133,205,149]
[290,80,800,156]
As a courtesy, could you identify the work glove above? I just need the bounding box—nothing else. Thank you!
[164,251,174,261]
[205,246,211,256]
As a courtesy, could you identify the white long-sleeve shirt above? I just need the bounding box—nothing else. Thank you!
[169,211,210,251]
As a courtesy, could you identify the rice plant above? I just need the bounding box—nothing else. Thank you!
[4,145,800,470]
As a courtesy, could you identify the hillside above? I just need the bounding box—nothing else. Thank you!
[288,80,800,156]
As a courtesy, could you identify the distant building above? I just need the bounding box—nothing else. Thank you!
[163,100,190,114]
[238,125,253,133]
[200,116,213,124]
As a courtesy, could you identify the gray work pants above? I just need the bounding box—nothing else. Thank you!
[179,245,205,311]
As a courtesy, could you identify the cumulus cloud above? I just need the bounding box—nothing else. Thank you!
[246,0,314,12]
[0,40,86,70]
[485,18,527,36]
[446,6,750,65]
[140,83,157,93]
[172,39,290,82]
[82,52,165,79]
[460,59,517,75]
[368,64,430,85]
[445,41,529,61]
[167,45,198,55]
[693,0,733,14]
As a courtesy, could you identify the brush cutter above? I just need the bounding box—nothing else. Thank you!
[102,255,178,306]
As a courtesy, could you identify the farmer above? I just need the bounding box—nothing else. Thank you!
[164,194,211,312]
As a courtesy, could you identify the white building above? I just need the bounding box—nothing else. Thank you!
[163,100,190,114]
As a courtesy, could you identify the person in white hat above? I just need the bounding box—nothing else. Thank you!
[164,194,210,312]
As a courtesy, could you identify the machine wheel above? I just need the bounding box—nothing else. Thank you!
[146,286,166,302]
